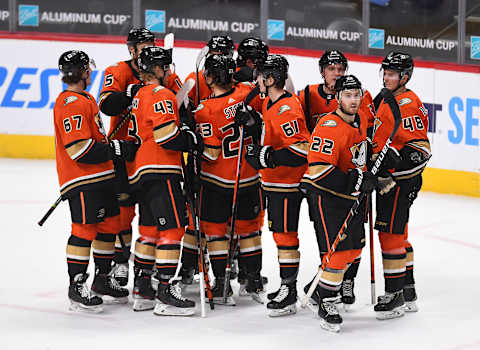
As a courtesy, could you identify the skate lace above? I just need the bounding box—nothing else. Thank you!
[78,283,95,300]
[108,276,124,291]
[113,264,128,278]
[323,298,340,316]
[272,285,289,303]
[342,280,353,297]
[378,293,394,304]
[170,283,187,301]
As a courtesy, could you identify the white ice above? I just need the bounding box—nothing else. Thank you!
[1,158,479,350]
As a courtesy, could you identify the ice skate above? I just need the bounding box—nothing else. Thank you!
[209,277,236,306]
[154,280,195,316]
[374,291,405,320]
[341,279,355,311]
[267,282,297,317]
[403,285,418,312]
[245,273,265,304]
[68,273,103,313]
[318,296,342,333]
[91,270,129,304]
[132,269,155,311]
[110,262,129,287]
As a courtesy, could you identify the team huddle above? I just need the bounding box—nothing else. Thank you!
[53,27,431,332]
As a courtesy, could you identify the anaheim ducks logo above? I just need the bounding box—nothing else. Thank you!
[350,140,367,167]
[63,96,78,106]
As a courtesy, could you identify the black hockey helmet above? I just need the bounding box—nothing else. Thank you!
[382,51,414,83]
[237,37,269,67]
[58,50,91,77]
[204,54,236,85]
[137,46,172,74]
[319,50,348,72]
[207,35,235,56]
[334,74,362,93]
[127,27,155,47]
[257,54,289,84]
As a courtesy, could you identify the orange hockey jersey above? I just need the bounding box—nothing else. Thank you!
[372,89,431,180]
[196,83,260,191]
[260,92,310,191]
[301,112,368,200]
[298,84,375,132]
[54,90,115,197]
[125,84,183,187]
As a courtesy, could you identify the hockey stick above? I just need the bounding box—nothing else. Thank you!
[195,46,209,106]
[38,109,133,227]
[368,194,376,304]
[301,88,402,310]
[223,125,246,304]
[163,33,174,54]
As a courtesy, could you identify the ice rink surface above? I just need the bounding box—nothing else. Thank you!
[1,158,479,350]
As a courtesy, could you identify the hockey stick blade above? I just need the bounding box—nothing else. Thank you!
[176,78,194,108]
[196,46,209,71]
[163,33,174,51]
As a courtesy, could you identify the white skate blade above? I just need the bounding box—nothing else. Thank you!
[268,304,296,317]
[404,301,418,312]
[211,296,236,306]
[250,291,266,304]
[319,319,341,333]
[132,298,155,311]
[376,306,405,320]
[69,300,103,314]
[153,302,195,316]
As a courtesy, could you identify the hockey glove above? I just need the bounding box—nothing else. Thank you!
[245,144,275,170]
[377,175,396,195]
[110,140,139,162]
[233,66,254,82]
[180,123,203,155]
[125,83,143,99]
[234,103,262,128]
[347,168,378,195]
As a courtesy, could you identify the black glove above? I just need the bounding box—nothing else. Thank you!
[382,147,402,169]
[110,140,139,162]
[245,144,276,170]
[180,123,203,155]
[233,66,254,82]
[234,103,261,127]
[125,83,143,99]
[347,168,378,195]
[380,87,395,103]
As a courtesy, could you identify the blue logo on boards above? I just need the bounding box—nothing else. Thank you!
[145,10,165,33]
[268,19,285,41]
[18,4,39,27]
[471,36,480,60]
[369,28,384,49]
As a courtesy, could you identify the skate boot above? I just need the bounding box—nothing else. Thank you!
[91,270,129,304]
[303,279,321,306]
[267,282,297,317]
[68,273,103,313]
[209,277,235,306]
[374,290,405,320]
[340,279,355,311]
[132,269,155,311]
[154,280,196,316]
[245,273,265,304]
[318,296,343,333]
[239,269,268,297]
[110,262,129,287]
[403,285,418,312]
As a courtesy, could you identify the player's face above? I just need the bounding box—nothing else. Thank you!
[82,66,93,86]
[339,89,362,115]
[245,58,256,69]
[383,69,401,91]
[323,63,346,89]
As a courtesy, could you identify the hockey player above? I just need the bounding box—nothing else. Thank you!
[372,51,431,319]
[125,46,200,315]
[182,35,235,109]
[300,75,376,332]
[299,50,376,307]
[54,50,132,312]
[195,54,264,305]
[233,37,269,83]
[179,35,236,285]
[98,27,182,287]
[242,55,310,317]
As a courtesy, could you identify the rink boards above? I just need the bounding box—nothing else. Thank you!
[0,35,478,197]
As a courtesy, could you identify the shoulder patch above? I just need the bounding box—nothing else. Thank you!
[278,104,291,115]
[64,96,78,106]
[398,98,412,106]
[153,86,164,94]
[321,119,337,127]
